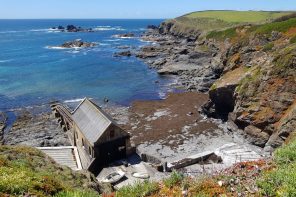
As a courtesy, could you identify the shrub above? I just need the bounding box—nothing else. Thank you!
[257,134,296,196]
[206,27,237,40]
[290,35,296,44]
[253,18,296,35]
[55,190,100,197]
[163,170,184,188]
[263,42,274,51]
[116,181,159,197]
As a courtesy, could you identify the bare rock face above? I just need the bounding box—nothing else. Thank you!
[244,125,270,147]
[60,39,96,48]
[3,110,70,147]
[202,28,296,149]
[0,112,7,144]
[113,50,132,57]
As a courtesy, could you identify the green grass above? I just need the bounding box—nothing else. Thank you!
[54,190,100,197]
[290,35,296,44]
[163,170,184,188]
[116,181,159,197]
[257,134,296,196]
[0,146,100,197]
[252,17,296,34]
[206,27,237,40]
[184,11,294,23]
[263,42,274,51]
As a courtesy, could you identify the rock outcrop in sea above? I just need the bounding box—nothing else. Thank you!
[52,25,94,32]
[59,39,96,49]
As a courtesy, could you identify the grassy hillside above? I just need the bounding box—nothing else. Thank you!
[0,146,100,197]
[171,10,295,33]
[184,11,293,23]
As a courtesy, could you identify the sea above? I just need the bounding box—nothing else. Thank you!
[0,19,176,112]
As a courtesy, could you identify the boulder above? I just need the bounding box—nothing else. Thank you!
[113,51,132,57]
[147,25,159,30]
[244,125,270,147]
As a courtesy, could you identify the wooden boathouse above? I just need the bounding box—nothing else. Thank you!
[52,98,131,175]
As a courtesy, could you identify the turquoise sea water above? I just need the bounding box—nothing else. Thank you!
[0,19,174,110]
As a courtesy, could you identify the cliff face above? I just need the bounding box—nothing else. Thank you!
[157,14,296,151]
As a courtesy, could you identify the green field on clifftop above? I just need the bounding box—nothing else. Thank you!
[174,10,295,32]
[184,11,293,23]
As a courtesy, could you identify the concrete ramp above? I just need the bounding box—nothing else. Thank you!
[38,146,82,171]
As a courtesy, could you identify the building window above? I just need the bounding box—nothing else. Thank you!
[82,138,85,148]
[89,147,92,157]
[110,130,115,138]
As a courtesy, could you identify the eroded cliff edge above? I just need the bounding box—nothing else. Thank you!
[139,13,296,152]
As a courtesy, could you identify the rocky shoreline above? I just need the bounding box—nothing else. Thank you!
[135,26,222,92]
[2,16,295,164]
[136,18,295,153]
[0,112,7,144]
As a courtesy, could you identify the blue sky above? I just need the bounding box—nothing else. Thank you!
[0,0,295,19]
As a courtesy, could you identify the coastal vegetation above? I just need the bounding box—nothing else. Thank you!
[172,10,294,34]
[0,146,100,197]
[1,9,295,197]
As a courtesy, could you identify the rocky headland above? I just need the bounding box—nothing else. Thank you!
[136,13,296,153]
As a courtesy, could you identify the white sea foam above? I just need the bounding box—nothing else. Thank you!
[0,59,12,63]
[45,46,67,50]
[99,43,111,46]
[30,28,61,33]
[64,98,84,103]
[104,39,122,42]
[0,30,22,34]
[93,26,125,31]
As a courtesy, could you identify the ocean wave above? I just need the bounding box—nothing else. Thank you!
[0,59,13,63]
[45,46,68,50]
[112,35,136,39]
[99,43,111,46]
[30,28,61,33]
[67,50,80,54]
[93,26,125,31]
[0,30,23,34]
[64,98,84,103]
[104,39,123,42]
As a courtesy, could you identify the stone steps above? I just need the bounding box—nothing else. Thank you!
[38,147,80,170]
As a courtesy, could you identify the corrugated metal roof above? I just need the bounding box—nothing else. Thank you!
[72,98,116,144]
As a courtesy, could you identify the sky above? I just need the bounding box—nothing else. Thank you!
[0,0,295,19]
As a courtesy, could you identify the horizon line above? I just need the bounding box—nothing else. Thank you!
[1,9,295,20]
[0,18,166,20]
